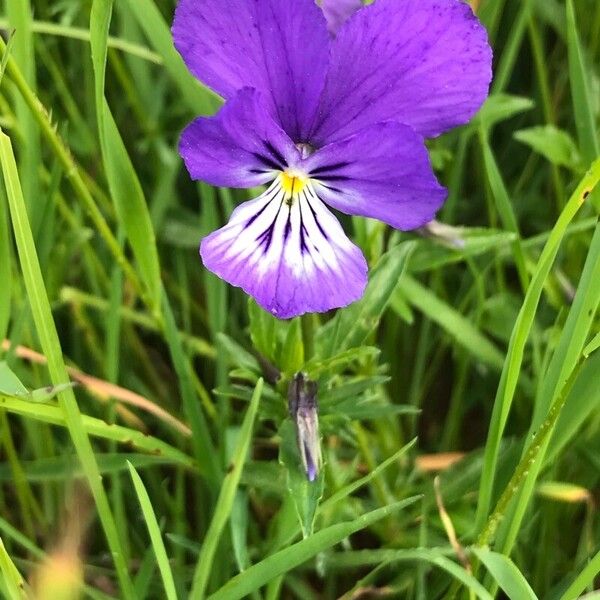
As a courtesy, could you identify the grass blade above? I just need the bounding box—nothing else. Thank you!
[0,130,135,596]
[475,157,600,531]
[0,536,26,600]
[209,497,423,600]
[472,547,538,600]
[121,0,217,113]
[128,462,178,600]
[0,394,195,469]
[566,0,600,165]
[190,378,264,598]
[90,0,162,312]
[394,275,505,370]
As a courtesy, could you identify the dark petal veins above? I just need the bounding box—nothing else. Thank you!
[179,88,298,188]
[304,120,447,231]
[200,179,367,319]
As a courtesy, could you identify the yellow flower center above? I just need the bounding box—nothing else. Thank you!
[280,170,308,200]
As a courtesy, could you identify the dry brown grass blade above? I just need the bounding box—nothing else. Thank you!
[1,340,191,437]
[415,452,465,472]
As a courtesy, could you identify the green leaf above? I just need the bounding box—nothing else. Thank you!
[475,93,535,130]
[128,463,178,600]
[279,419,324,539]
[409,227,516,273]
[0,361,75,402]
[472,547,538,600]
[304,346,380,380]
[280,319,305,375]
[514,125,583,170]
[208,496,422,600]
[0,454,185,482]
[479,130,529,292]
[248,298,278,361]
[319,242,415,356]
[546,348,600,463]
[327,548,494,600]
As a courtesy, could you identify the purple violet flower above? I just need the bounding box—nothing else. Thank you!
[173,0,492,319]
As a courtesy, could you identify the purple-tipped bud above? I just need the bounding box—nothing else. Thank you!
[288,373,321,482]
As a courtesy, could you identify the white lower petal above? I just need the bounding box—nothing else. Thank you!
[200,177,367,318]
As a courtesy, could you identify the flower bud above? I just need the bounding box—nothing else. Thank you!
[288,373,321,482]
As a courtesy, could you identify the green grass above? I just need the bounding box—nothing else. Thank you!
[0,0,599,598]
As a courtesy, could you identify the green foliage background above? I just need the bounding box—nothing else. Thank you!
[0,0,599,598]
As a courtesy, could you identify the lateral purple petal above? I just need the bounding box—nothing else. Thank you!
[172,0,330,140]
[304,121,447,230]
[320,0,364,35]
[310,0,492,143]
[179,88,299,188]
[200,179,368,318]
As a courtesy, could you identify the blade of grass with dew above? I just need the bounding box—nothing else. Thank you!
[490,222,600,563]
[0,536,26,600]
[475,157,600,532]
[90,0,162,313]
[208,496,422,600]
[472,547,538,600]
[128,462,178,600]
[0,394,195,469]
[0,129,136,598]
[190,379,263,598]
[536,351,600,464]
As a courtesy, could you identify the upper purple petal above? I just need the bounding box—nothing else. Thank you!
[172,0,330,141]
[179,88,299,188]
[309,0,493,144]
[320,0,364,35]
[303,121,447,230]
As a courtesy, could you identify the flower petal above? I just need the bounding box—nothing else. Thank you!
[304,121,447,230]
[310,0,492,143]
[320,0,364,35]
[173,0,330,140]
[179,88,299,188]
[200,178,368,318]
